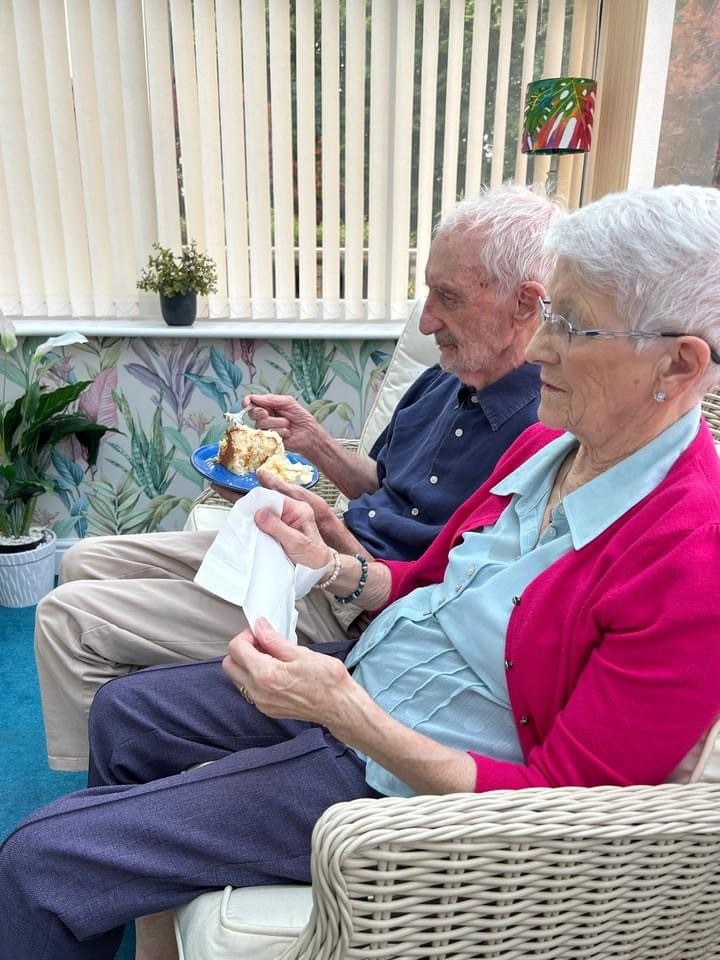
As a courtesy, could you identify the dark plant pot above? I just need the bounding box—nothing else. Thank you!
[160,292,197,327]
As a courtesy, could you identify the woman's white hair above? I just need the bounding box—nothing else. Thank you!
[434,183,566,298]
[544,185,720,388]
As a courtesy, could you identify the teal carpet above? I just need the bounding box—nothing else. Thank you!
[0,603,135,958]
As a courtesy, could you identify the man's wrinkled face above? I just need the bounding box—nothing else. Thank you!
[419,230,517,386]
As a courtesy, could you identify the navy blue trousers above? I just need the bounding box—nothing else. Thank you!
[0,643,377,960]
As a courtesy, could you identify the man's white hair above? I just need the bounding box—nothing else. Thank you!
[433,183,567,298]
[543,184,720,389]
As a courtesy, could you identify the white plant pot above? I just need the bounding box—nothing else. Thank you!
[0,530,57,608]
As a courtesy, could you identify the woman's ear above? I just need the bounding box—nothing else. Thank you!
[658,336,710,397]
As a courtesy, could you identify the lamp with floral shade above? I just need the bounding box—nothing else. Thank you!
[521,76,597,194]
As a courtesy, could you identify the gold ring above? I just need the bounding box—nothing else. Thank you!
[239,684,255,705]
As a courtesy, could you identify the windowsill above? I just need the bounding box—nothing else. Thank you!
[9,317,405,340]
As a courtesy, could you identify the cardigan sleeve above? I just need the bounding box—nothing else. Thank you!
[467,522,720,792]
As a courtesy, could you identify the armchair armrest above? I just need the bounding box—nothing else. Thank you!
[286,783,720,959]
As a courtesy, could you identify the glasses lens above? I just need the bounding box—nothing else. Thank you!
[548,313,571,344]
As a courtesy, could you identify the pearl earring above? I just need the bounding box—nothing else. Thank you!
[654,390,667,402]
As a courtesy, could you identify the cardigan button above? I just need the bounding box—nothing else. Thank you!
[511,595,521,605]
[519,715,529,725]
[504,659,513,670]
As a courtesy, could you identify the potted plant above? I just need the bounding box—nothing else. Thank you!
[137,240,218,327]
[0,320,118,606]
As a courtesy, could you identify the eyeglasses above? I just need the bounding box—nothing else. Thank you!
[538,299,720,365]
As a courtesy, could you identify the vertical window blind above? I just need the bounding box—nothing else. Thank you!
[0,0,598,323]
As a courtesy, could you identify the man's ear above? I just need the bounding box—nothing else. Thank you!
[513,280,545,329]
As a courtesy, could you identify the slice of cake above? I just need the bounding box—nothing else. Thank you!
[216,413,284,475]
[215,411,314,485]
[259,452,314,485]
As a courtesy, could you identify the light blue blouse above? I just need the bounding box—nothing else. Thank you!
[347,407,701,797]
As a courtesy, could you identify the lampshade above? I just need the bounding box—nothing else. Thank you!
[521,77,597,155]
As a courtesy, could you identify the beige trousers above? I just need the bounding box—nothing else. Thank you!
[34,530,363,771]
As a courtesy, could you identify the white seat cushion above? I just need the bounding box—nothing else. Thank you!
[174,884,313,960]
[184,497,233,532]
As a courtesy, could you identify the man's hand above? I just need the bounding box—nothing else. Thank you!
[222,618,352,725]
[245,393,380,501]
[244,394,321,456]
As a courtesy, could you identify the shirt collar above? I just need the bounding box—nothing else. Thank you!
[457,362,541,431]
[492,405,702,549]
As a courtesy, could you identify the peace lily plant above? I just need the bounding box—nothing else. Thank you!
[0,317,117,546]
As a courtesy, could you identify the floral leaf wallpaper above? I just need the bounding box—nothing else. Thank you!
[5,334,394,541]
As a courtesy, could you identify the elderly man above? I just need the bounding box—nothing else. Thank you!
[34,183,564,771]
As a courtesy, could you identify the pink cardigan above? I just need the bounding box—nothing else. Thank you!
[381,422,720,792]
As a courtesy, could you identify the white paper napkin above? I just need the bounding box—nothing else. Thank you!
[193,487,327,643]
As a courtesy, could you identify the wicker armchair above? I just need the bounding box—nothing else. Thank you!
[175,782,720,960]
[701,391,720,443]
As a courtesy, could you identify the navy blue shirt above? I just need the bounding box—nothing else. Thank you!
[343,363,541,561]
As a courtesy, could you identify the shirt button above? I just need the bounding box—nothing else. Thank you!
[454,427,464,437]
[430,475,438,484]
[519,715,529,725]
[470,395,479,404]
[504,659,514,669]
[467,565,476,575]
[556,503,565,516]
[368,509,376,518]
[511,595,521,606]
[544,526,557,539]
[454,584,462,593]
[410,507,419,516]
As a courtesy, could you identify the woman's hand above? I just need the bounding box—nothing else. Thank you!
[257,469,370,556]
[244,394,320,455]
[254,495,333,571]
[223,619,478,795]
[222,618,352,726]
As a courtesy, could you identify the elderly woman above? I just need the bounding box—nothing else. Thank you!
[3,183,720,960]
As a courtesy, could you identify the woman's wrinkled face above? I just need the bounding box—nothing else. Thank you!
[525,260,662,450]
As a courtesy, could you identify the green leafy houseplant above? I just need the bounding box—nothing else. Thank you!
[138,241,219,327]
[0,321,118,544]
[137,241,218,297]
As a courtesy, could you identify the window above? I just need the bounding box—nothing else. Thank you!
[0,1,597,323]
[654,0,720,188]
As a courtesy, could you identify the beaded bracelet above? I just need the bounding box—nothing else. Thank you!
[334,554,369,605]
[313,549,341,591]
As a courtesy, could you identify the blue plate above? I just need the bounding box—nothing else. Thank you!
[190,443,319,492]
